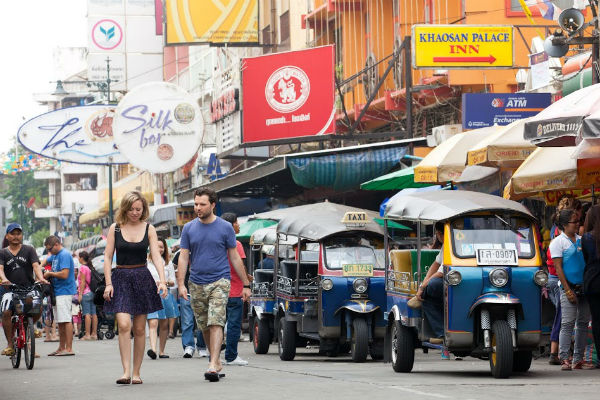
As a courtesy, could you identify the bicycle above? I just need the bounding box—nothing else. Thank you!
[8,283,43,370]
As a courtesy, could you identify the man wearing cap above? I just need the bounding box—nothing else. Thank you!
[0,223,48,356]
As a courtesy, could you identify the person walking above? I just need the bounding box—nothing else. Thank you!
[583,205,600,368]
[550,209,590,371]
[102,191,168,385]
[173,249,208,358]
[146,238,176,359]
[43,235,77,356]
[77,251,98,340]
[221,212,249,366]
[177,188,251,382]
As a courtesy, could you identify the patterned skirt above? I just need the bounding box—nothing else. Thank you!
[103,267,162,316]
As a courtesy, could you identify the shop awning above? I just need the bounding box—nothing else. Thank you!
[236,219,278,241]
[149,202,179,225]
[176,138,426,202]
[360,166,433,191]
[79,209,106,226]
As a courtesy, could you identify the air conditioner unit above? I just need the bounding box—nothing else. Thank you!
[432,124,462,144]
[65,184,73,191]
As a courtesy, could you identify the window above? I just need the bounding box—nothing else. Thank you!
[280,11,290,43]
[262,25,271,54]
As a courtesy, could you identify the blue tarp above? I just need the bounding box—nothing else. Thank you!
[287,147,407,191]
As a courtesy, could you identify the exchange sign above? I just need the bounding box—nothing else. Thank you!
[412,25,513,69]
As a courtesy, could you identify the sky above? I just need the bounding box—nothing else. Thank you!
[0,0,87,149]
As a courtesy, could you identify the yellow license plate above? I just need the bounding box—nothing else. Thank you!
[342,264,373,277]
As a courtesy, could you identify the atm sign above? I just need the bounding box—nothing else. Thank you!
[412,25,513,69]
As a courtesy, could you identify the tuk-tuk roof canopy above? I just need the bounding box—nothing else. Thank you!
[249,226,298,246]
[384,190,534,222]
[277,202,384,241]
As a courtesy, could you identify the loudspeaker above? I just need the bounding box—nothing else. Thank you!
[544,35,569,58]
[558,8,585,33]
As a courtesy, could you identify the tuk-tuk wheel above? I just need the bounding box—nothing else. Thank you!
[351,318,369,363]
[253,317,271,355]
[104,330,115,340]
[278,318,296,361]
[489,320,513,379]
[512,350,532,373]
[391,320,415,373]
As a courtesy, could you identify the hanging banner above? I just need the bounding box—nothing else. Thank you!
[165,0,259,45]
[17,105,127,165]
[242,45,336,144]
[112,82,204,173]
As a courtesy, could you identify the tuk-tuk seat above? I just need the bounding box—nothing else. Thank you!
[254,269,274,283]
[389,249,439,293]
[277,260,318,297]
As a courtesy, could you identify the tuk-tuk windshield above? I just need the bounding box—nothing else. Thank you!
[450,215,535,259]
[324,237,384,270]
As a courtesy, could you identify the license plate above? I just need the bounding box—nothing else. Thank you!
[342,264,373,276]
[476,249,518,266]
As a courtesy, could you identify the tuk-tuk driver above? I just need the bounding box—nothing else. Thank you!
[412,222,445,344]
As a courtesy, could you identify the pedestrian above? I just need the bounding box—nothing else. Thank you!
[40,250,58,343]
[146,238,176,359]
[177,188,251,382]
[546,196,582,365]
[583,205,600,368]
[102,191,168,385]
[165,250,179,339]
[0,223,48,356]
[173,249,208,358]
[43,235,77,356]
[221,212,249,366]
[549,209,590,370]
[78,251,98,340]
[72,264,82,337]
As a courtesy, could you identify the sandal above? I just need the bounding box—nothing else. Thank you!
[159,354,169,358]
[204,369,220,382]
[116,378,131,384]
[147,349,157,359]
[2,347,14,356]
[131,378,143,384]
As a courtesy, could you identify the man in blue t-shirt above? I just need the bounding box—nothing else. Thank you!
[177,188,250,382]
[43,235,76,356]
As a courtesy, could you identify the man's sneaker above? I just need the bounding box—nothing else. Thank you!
[183,346,195,358]
[224,356,248,366]
[561,359,572,371]
[197,348,209,358]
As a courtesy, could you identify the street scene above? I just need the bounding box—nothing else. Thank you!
[1,0,600,399]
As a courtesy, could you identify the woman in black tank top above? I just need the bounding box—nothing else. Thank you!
[102,191,167,385]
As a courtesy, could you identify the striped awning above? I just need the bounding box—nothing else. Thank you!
[287,147,407,191]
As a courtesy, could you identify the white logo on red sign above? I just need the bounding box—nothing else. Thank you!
[265,66,310,113]
[92,19,123,51]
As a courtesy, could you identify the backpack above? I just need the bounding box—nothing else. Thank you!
[87,265,103,293]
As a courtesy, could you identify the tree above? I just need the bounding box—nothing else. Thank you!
[0,144,49,237]
[31,228,50,248]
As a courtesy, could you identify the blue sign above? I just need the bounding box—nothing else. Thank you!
[462,93,551,130]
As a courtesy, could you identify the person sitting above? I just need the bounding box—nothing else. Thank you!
[410,222,445,344]
[257,245,275,270]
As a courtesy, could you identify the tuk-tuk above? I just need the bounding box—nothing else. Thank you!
[247,226,297,354]
[383,190,547,378]
[274,202,386,363]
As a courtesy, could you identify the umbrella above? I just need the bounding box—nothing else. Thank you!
[236,219,278,241]
[414,125,500,183]
[524,83,600,147]
[360,166,433,191]
[467,118,536,167]
[373,218,411,231]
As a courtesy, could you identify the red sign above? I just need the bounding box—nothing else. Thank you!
[241,46,335,144]
[211,88,239,123]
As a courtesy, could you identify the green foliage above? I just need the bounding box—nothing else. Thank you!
[31,228,50,248]
[80,226,102,238]
[0,144,49,236]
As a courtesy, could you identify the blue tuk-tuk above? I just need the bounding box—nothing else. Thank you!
[274,202,386,363]
[383,191,547,378]
[248,226,297,354]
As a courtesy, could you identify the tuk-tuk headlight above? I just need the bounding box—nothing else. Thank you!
[489,268,509,288]
[353,278,368,294]
[534,270,548,287]
[446,270,462,286]
[321,279,333,291]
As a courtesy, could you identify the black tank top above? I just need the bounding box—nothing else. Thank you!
[114,223,149,265]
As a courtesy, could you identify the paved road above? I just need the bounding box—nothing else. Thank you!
[0,335,598,400]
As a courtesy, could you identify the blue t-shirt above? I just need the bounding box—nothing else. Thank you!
[180,217,237,285]
[50,249,77,296]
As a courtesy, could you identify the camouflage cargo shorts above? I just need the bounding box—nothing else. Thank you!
[189,278,231,331]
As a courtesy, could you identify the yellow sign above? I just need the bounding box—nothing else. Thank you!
[412,25,513,68]
[342,264,374,277]
[413,166,438,183]
[166,0,259,45]
[341,211,369,226]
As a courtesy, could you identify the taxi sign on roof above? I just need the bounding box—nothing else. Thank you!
[341,211,369,227]
[412,25,513,69]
